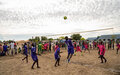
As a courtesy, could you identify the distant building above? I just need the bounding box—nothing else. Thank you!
[98,34,120,40]
[87,34,120,41]
[87,37,97,41]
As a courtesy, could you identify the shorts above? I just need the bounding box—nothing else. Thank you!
[54,54,60,60]
[100,55,104,58]
[68,47,74,54]
[32,55,38,61]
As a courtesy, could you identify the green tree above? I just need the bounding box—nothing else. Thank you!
[71,34,82,40]
[0,40,2,43]
[3,40,5,42]
[29,38,33,41]
[29,38,35,42]
[8,40,13,43]
[59,36,65,39]
[56,38,60,41]
[35,36,40,41]
[112,35,116,39]
[48,38,53,41]
[80,37,85,40]
[41,36,47,41]
[96,36,100,40]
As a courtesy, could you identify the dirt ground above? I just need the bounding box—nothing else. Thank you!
[0,49,120,75]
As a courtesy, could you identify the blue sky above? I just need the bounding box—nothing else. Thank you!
[0,0,120,40]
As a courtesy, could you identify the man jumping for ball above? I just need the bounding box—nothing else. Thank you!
[65,36,74,63]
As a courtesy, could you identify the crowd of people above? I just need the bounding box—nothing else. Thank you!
[0,37,120,69]
[0,41,18,56]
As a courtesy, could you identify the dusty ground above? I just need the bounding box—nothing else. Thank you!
[0,49,120,75]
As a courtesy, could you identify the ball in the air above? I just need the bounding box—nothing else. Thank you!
[64,16,67,20]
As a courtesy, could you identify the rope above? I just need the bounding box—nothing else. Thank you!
[39,28,113,37]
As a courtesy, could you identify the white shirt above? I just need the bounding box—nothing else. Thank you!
[10,43,14,49]
[89,42,92,45]
[76,42,79,46]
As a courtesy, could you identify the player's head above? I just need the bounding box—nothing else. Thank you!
[56,42,58,45]
[56,42,60,47]
[65,36,68,40]
[32,43,35,47]
[24,43,27,45]
[39,41,41,44]
[100,41,103,45]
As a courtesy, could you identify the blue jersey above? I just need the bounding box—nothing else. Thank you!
[54,47,60,60]
[31,47,38,61]
[65,39,73,48]
[55,47,60,55]
[65,39,74,54]
[3,45,8,51]
[24,45,27,55]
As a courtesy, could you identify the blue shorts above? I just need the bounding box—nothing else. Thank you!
[54,54,60,60]
[32,55,38,61]
[82,46,85,49]
[68,47,74,54]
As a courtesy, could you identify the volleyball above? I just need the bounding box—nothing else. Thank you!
[64,16,67,20]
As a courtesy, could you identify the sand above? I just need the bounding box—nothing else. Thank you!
[0,49,120,75]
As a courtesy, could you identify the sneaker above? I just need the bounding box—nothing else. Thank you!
[37,66,40,68]
[98,56,100,58]
[54,65,57,67]
[68,58,70,63]
[31,67,34,69]
[105,60,107,63]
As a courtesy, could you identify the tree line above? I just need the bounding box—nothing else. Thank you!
[29,34,85,42]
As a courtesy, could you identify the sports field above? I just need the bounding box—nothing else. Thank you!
[0,49,120,75]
